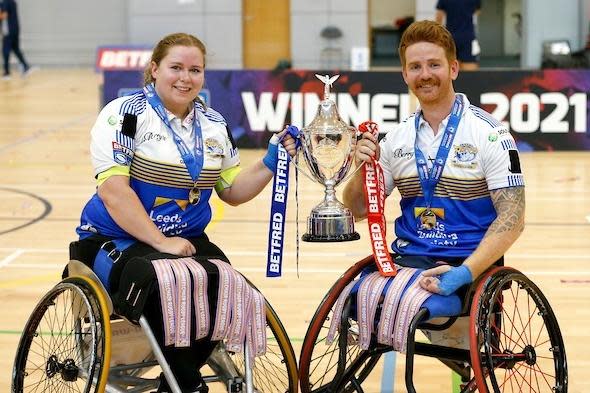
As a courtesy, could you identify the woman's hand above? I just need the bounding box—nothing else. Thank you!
[153,236,196,256]
[279,126,299,158]
[262,126,299,171]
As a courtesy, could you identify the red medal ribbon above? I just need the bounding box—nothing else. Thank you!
[360,121,397,277]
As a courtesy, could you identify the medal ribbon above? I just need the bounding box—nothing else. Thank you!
[143,84,204,184]
[360,121,396,277]
[414,95,464,209]
[266,144,290,277]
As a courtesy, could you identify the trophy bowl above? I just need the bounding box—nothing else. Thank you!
[298,74,360,242]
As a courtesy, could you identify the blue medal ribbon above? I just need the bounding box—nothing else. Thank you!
[143,84,204,183]
[414,95,464,209]
[266,144,290,277]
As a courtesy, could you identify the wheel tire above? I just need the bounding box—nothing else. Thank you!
[228,278,299,392]
[299,256,382,393]
[470,268,567,393]
[12,276,111,393]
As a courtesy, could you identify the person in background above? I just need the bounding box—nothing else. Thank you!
[435,0,481,70]
[0,0,33,79]
[74,32,297,392]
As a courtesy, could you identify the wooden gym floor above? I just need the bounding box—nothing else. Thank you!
[0,69,588,392]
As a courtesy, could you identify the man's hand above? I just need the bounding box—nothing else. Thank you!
[419,264,473,296]
[354,131,380,166]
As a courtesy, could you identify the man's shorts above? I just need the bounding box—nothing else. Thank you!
[456,37,480,63]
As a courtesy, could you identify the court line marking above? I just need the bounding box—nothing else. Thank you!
[0,114,93,154]
[0,249,24,268]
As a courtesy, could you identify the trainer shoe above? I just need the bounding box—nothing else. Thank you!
[1,73,11,80]
[22,66,39,78]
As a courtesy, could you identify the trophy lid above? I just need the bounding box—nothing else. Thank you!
[304,74,349,133]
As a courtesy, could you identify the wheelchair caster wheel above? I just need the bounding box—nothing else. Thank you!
[228,377,243,392]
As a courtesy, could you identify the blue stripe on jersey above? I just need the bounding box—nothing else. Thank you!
[195,102,227,125]
[470,105,502,127]
[501,139,517,150]
[508,175,525,186]
[120,92,147,116]
[116,131,134,151]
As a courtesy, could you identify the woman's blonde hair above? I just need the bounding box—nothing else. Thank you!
[143,33,207,107]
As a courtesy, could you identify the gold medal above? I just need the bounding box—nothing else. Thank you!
[420,209,437,230]
[188,186,201,205]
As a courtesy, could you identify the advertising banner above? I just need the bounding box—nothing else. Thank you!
[97,49,589,150]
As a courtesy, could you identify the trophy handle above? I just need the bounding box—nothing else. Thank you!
[341,160,366,184]
[289,152,320,183]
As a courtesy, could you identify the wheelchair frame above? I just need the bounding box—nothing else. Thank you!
[12,260,299,393]
[298,255,567,393]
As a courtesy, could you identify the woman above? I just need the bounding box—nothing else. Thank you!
[74,32,296,392]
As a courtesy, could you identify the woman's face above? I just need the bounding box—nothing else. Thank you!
[150,45,205,118]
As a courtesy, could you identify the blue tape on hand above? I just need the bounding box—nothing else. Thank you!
[437,265,473,296]
[263,140,279,172]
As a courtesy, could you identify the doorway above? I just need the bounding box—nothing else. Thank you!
[243,0,291,69]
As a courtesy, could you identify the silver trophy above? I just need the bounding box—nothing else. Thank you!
[297,74,360,242]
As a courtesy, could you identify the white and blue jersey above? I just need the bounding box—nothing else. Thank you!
[77,92,240,239]
[379,94,524,259]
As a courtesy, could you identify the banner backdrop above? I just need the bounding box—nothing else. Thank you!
[99,59,590,150]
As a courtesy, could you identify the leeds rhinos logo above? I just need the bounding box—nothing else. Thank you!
[205,138,224,156]
[451,143,478,169]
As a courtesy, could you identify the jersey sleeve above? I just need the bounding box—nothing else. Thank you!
[482,126,525,190]
[89,99,135,177]
[378,132,398,195]
[220,125,240,171]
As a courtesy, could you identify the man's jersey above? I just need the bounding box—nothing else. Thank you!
[379,94,524,258]
[77,92,240,239]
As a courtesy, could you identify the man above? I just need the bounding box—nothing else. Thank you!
[343,20,525,296]
[435,0,481,70]
[0,0,32,79]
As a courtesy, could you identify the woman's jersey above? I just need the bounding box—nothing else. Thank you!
[77,92,240,239]
[379,94,524,258]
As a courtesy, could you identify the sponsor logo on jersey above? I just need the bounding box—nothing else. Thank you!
[112,141,134,164]
[392,148,414,160]
[140,131,167,143]
[205,138,224,156]
[107,115,119,126]
[451,143,478,169]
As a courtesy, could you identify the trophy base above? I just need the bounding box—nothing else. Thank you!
[302,206,360,242]
[302,232,360,242]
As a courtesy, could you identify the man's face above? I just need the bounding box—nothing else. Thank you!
[402,42,459,106]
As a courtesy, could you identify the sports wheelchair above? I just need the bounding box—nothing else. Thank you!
[12,260,299,393]
[298,255,567,393]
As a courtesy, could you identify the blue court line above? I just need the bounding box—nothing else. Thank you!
[380,351,396,392]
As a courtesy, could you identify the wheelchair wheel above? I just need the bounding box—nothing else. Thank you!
[299,256,382,393]
[12,276,111,393]
[225,299,299,393]
[470,267,567,393]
